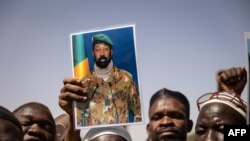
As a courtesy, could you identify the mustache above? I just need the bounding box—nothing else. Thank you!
[156,126,179,135]
[97,56,108,61]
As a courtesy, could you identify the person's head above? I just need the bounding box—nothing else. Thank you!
[82,126,132,141]
[195,92,247,141]
[54,114,69,141]
[92,33,113,68]
[0,105,24,141]
[147,88,193,141]
[13,102,56,141]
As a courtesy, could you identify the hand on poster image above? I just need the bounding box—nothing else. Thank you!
[59,77,89,116]
[59,77,90,141]
[59,77,100,124]
[217,67,247,95]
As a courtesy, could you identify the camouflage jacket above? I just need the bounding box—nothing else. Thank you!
[76,66,142,126]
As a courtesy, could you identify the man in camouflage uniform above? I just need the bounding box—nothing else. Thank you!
[59,33,141,141]
[78,34,141,126]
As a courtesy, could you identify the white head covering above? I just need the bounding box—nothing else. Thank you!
[81,126,132,141]
[197,91,247,119]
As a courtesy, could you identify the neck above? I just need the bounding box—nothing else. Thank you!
[94,61,113,81]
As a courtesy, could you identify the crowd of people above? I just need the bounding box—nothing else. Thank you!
[0,33,248,141]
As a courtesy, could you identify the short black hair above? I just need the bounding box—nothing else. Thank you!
[0,105,23,131]
[149,88,190,119]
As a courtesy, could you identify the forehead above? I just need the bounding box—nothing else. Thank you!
[149,98,186,115]
[94,43,111,49]
[197,102,244,124]
[199,103,231,117]
[16,106,52,120]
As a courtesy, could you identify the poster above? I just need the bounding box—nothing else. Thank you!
[70,24,143,129]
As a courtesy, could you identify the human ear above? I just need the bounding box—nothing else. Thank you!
[146,124,151,135]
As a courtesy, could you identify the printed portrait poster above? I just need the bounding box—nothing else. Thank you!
[70,24,143,129]
[245,32,250,124]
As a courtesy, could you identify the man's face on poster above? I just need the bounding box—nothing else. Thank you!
[93,43,112,68]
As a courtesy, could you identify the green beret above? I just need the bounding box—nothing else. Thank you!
[92,33,113,46]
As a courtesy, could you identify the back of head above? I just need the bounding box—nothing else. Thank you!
[55,114,70,141]
[0,105,24,141]
[0,105,22,130]
[82,126,132,141]
[149,88,190,119]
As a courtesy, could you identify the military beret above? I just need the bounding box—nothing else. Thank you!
[92,33,113,47]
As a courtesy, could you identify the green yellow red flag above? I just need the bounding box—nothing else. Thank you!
[72,34,90,79]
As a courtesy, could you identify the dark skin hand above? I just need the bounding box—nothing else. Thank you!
[217,67,247,95]
[59,77,89,141]
[59,77,88,115]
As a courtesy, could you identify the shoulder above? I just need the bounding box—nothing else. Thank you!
[114,66,133,79]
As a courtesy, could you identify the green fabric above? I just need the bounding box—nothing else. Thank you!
[93,33,113,46]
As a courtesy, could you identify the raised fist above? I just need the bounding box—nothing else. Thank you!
[217,67,247,95]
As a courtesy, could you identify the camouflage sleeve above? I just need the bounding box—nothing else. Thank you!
[128,80,142,122]
[81,75,99,98]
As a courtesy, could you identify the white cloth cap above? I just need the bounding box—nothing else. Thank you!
[81,126,132,141]
[198,91,247,119]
